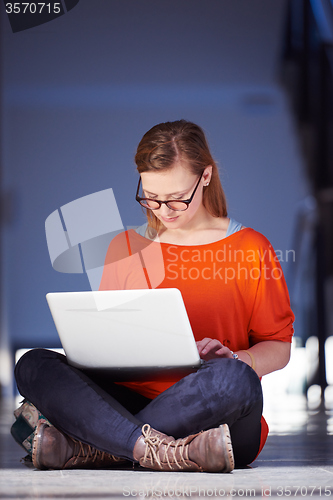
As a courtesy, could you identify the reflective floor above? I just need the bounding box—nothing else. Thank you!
[1,392,333,500]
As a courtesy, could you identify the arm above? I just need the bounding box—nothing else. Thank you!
[196,234,294,377]
[236,340,291,378]
[196,338,291,378]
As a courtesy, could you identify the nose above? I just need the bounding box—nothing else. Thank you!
[158,203,175,217]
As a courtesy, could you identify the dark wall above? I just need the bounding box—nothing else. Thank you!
[1,1,307,377]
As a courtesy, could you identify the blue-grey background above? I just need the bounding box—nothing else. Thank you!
[0,0,308,392]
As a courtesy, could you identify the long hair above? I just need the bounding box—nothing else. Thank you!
[135,120,227,233]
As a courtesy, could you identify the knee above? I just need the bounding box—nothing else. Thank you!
[240,362,263,403]
[205,358,263,404]
[15,348,64,393]
[235,361,263,410]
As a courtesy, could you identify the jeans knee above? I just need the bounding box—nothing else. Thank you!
[241,362,263,404]
[205,358,263,406]
[15,348,61,394]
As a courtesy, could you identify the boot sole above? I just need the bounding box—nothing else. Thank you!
[219,424,235,472]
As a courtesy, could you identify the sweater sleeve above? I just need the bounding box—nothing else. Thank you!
[247,234,295,346]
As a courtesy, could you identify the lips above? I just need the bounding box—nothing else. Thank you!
[161,216,179,223]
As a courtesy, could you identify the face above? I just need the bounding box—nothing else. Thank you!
[140,161,212,231]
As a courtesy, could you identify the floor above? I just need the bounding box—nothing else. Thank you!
[1,393,333,500]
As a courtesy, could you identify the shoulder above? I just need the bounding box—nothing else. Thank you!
[230,228,280,263]
[107,230,129,248]
[232,227,272,248]
[107,226,148,248]
[232,228,284,270]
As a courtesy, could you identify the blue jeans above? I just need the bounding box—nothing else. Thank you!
[15,348,263,467]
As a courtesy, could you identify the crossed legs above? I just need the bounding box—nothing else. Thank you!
[15,348,263,467]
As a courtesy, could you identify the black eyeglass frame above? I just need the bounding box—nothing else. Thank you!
[135,172,204,212]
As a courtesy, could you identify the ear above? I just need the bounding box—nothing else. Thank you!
[202,166,213,186]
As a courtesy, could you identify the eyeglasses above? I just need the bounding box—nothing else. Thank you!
[136,172,204,212]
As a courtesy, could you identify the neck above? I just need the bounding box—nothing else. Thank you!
[157,209,229,246]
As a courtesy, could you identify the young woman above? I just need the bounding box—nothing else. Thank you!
[14,120,294,472]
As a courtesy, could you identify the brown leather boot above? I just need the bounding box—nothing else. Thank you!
[133,423,234,472]
[32,422,128,470]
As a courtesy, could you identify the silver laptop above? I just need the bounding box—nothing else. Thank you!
[46,288,201,379]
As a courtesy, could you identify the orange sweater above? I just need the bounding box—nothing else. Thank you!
[99,228,294,399]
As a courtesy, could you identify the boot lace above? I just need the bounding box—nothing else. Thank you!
[141,424,191,470]
[71,439,121,466]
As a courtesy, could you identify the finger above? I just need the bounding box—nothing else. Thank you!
[197,338,214,354]
[201,340,216,355]
[202,339,223,355]
[215,346,231,357]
